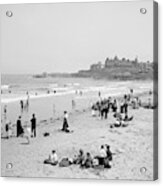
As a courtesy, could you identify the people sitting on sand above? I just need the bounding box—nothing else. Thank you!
[140,97,156,109]
[91,105,96,117]
[93,145,112,168]
[105,145,113,161]
[44,150,58,165]
[61,111,70,132]
[21,126,31,144]
[101,145,112,168]
[111,112,133,128]
[94,145,107,166]
[73,149,85,165]
[16,116,24,137]
[123,113,134,122]
[81,152,93,168]
[132,97,139,109]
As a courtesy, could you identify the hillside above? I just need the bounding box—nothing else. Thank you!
[72,56,154,80]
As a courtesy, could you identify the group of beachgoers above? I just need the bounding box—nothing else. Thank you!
[44,144,113,169]
[3,113,37,142]
[16,114,37,138]
[91,90,143,127]
[2,88,154,139]
[20,92,30,113]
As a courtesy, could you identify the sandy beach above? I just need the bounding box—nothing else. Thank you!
[1,85,154,180]
[0,1,158,181]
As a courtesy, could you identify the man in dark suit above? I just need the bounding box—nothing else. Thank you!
[31,114,36,137]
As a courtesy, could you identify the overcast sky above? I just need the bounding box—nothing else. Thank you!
[0,1,153,74]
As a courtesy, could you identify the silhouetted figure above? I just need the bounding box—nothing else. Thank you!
[17,116,24,137]
[20,100,24,112]
[106,145,112,161]
[112,99,118,112]
[4,105,7,120]
[62,111,69,132]
[31,114,36,137]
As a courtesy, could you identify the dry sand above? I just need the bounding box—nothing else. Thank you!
[1,93,154,180]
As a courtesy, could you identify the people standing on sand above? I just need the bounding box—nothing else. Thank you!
[4,105,7,120]
[53,104,56,119]
[25,92,30,111]
[16,116,24,137]
[123,94,128,116]
[5,120,9,139]
[103,102,109,119]
[112,99,118,112]
[107,97,112,113]
[72,99,76,110]
[62,111,70,132]
[120,99,124,113]
[20,100,24,113]
[31,114,36,137]
[98,91,101,98]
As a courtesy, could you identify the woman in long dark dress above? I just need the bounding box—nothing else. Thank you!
[62,111,69,132]
[17,116,24,137]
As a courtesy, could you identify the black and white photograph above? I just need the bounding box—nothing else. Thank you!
[0,1,158,181]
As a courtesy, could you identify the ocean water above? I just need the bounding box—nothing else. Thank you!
[1,74,153,102]
[1,74,153,124]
